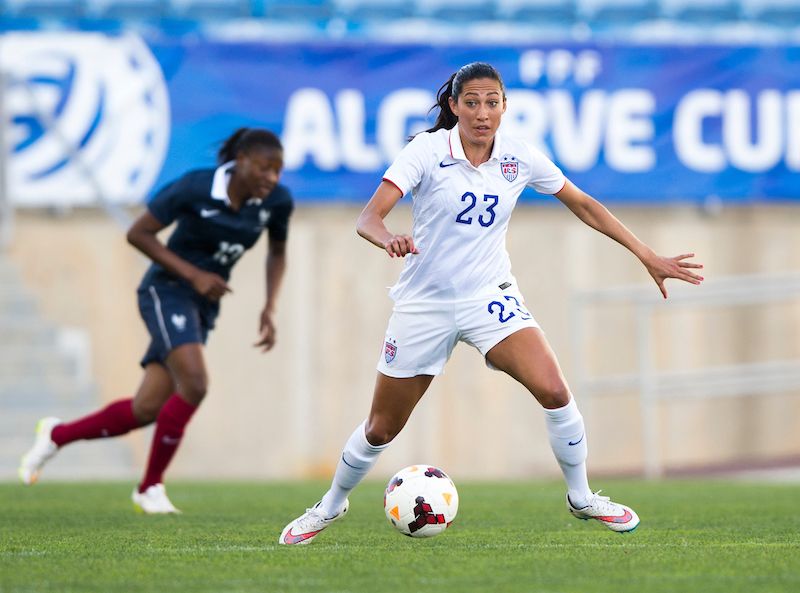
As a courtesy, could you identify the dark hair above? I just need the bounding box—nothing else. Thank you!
[422,62,506,135]
[217,127,283,164]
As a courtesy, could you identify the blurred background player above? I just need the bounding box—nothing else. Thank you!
[18,127,294,513]
[279,62,704,544]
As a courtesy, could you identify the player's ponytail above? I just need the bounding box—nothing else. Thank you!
[418,62,506,137]
[422,73,459,135]
[217,128,283,164]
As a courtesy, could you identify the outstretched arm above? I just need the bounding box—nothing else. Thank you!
[554,180,704,298]
[356,181,419,258]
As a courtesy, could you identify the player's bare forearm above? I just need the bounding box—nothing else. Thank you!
[127,211,230,300]
[554,180,704,297]
[264,248,286,314]
[357,181,418,257]
[356,209,394,249]
[555,180,654,263]
[357,212,417,258]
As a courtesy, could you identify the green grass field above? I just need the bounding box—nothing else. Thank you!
[2,479,798,593]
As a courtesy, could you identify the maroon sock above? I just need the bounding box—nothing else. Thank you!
[51,398,141,447]
[139,394,197,492]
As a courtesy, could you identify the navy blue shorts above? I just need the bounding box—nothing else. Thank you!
[137,281,219,367]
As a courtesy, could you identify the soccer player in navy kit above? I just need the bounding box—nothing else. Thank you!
[19,128,293,513]
[279,63,704,544]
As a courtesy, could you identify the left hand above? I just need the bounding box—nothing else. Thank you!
[644,253,704,299]
[254,307,276,352]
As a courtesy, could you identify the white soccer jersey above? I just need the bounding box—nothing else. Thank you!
[382,124,566,302]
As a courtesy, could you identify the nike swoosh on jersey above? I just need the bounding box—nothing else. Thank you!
[283,528,323,545]
[200,208,221,218]
[439,160,457,168]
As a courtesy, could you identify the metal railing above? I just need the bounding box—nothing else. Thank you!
[570,272,800,478]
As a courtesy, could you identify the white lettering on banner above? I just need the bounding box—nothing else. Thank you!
[504,89,655,172]
[674,90,726,172]
[377,89,434,159]
[283,84,799,177]
[674,89,799,173]
[502,90,551,156]
[725,90,783,172]
[336,89,382,172]
[283,88,339,170]
[605,90,656,172]
[518,49,602,87]
[285,86,657,174]
[283,88,435,170]
[547,90,605,171]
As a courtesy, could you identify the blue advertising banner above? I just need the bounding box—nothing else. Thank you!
[6,34,799,205]
[151,41,800,204]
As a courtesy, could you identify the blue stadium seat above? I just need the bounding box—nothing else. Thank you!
[416,0,497,22]
[264,0,333,21]
[577,0,660,27]
[333,0,415,22]
[3,0,83,18]
[86,0,166,19]
[660,0,740,23]
[496,0,578,26]
[740,0,800,26]
[168,0,251,19]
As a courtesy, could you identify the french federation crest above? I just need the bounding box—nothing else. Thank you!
[4,32,170,206]
[500,154,518,182]
[384,338,397,364]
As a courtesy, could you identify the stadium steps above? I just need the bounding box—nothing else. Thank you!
[0,256,136,482]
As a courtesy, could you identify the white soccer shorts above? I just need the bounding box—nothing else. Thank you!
[376,285,540,378]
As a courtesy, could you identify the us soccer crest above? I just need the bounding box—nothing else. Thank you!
[500,154,518,182]
[384,338,397,364]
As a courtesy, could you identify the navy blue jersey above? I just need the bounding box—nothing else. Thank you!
[139,164,293,291]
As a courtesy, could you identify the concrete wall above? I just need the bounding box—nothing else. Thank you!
[6,203,800,480]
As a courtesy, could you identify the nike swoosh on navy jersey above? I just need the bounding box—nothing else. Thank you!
[200,208,221,218]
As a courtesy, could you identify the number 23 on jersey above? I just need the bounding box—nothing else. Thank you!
[455,192,499,227]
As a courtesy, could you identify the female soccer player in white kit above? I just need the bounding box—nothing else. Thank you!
[279,62,704,544]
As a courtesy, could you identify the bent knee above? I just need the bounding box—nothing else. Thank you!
[536,383,571,410]
[364,422,399,447]
[177,373,208,404]
[132,403,160,425]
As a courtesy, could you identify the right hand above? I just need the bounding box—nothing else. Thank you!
[383,234,419,258]
[189,270,232,301]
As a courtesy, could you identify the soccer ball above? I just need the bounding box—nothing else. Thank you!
[383,464,459,538]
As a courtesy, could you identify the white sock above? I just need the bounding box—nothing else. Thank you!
[543,397,592,508]
[319,420,388,517]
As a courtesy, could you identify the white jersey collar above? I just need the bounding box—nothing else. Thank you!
[448,123,504,165]
[210,160,263,206]
[211,161,235,204]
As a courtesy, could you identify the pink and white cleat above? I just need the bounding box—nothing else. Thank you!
[567,491,640,533]
[279,500,349,545]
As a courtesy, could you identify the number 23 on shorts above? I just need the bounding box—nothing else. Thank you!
[487,294,532,324]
